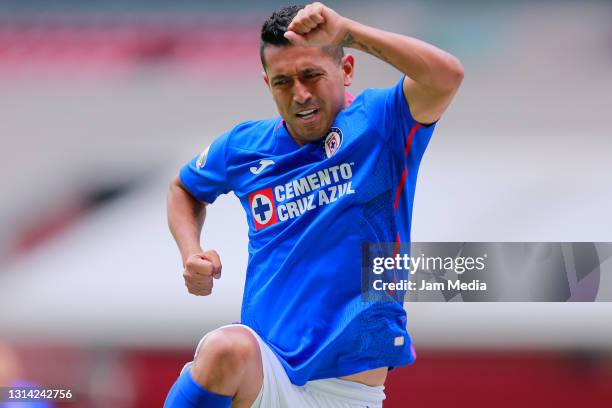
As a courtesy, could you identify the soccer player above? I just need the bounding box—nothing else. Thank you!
[164,3,462,407]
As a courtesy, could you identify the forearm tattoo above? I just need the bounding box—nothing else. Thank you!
[340,32,391,63]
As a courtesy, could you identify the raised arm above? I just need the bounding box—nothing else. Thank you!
[285,2,464,124]
[167,175,222,296]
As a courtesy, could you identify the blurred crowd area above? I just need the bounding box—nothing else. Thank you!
[1,1,612,407]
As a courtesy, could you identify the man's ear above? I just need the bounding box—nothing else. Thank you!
[341,54,355,87]
[262,71,271,89]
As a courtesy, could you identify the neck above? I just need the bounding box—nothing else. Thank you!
[283,122,307,146]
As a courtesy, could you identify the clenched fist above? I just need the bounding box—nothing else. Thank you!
[284,2,347,48]
[183,250,222,296]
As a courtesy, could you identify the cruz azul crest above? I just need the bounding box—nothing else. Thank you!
[323,127,343,158]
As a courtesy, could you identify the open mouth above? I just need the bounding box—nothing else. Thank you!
[295,108,319,121]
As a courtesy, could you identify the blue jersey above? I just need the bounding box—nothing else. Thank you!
[180,78,435,385]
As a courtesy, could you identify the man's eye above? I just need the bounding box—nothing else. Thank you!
[273,79,290,86]
[303,72,322,80]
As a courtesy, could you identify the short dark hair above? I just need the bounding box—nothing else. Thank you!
[260,4,344,69]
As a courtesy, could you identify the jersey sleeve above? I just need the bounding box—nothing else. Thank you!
[179,132,231,204]
[362,77,436,165]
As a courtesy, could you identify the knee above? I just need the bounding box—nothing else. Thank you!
[192,326,260,380]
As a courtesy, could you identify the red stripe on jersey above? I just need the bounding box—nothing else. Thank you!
[394,165,408,212]
[394,123,421,213]
[393,232,401,257]
[403,123,420,157]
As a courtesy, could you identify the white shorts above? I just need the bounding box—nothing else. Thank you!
[188,324,386,408]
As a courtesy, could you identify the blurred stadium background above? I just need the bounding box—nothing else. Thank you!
[1,0,612,406]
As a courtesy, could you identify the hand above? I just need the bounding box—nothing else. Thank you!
[182,250,222,296]
[284,2,347,47]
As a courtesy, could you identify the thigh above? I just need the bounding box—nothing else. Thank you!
[244,328,386,408]
[243,327,308,408]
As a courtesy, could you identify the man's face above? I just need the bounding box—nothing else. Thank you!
[263,45,354,145]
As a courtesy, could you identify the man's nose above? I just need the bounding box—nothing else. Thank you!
[292,80,312,105]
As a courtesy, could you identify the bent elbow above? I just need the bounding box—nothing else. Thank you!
[447,55,464,89]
